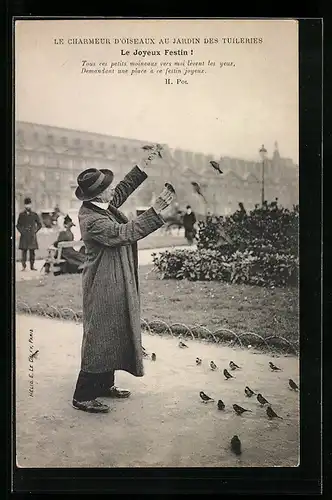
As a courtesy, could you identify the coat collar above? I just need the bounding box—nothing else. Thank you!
[83,201,128,223]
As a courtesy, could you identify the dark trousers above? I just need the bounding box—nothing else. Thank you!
[21,249,35,269]
[73,370,115,402]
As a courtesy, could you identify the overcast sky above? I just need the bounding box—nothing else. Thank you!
[15,19,298,163]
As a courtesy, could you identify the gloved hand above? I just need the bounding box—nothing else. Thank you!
[152,183,175,214]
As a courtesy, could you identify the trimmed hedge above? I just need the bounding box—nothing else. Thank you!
[152,201,299,287]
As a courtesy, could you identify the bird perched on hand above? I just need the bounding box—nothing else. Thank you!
[245,386,256,397]
[266,406,283,419]
[289,378,299,391]
[196,357,202,365]
[269,361,282,371]
[151,353,156,361]
[223,368,233,380]
[217,399,225,410]
[209,160,223,174]
[231,435,242,455]
[257,393,270,406]
[233,404,252,416]
[191,182,207,203]
[199,391,214,403]
[210,361,218,371]
[142,143,163,158]
[229,361,240,371]
[178,341,188,348]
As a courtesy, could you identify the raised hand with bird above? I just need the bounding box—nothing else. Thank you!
[139,144,164,170]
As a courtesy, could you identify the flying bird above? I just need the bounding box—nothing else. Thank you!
[178,341,188,349]
[199,391,214,403]
[195,357,202,366]
[217,399,225,410]
[151,353,156,361]
[289,379,299,391]
[233,404,252,416]
[269,362,282,371]
[266,406,283,419]
[229,361,240,371]
[257,393,270,406]
[231,435,242,455]
[210,361,218,371]
[245,386,256,397]
[223,368,233,380]
[191,182,207,203]
[209,160,223,174]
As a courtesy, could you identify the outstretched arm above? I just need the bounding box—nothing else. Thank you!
[110,166,147,209]
[86,207,164,248]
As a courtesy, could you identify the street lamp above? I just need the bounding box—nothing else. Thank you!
[259,144,267,206]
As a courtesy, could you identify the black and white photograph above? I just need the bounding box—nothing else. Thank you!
[14,18,299,468]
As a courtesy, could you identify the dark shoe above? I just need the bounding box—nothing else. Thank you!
[21,267,26,272]
[30,267,37,271]
[72,399,110,413]
[100,386,131,399]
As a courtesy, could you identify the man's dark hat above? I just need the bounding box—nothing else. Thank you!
[186,205,191,209]
[64,214,75,226]
[24,197,32,205]
[75,168,114,201]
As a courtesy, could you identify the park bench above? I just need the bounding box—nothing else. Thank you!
[43,240,84,274]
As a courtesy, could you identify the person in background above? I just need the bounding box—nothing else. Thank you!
[16,197,42,271]
[72,145,175,413]
[53,215,85,276]
[183,205,197,245]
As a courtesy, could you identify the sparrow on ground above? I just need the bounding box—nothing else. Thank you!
[195,357,202,365]
[229,361,240,371]
[223,368,233,380]
[231,435,242,455]
[210,361,218,371]
[233,404,252,416]
[199,391,214,403]
[151,353,156,361]
[178,341,188,348]
[289,379,299,391]
[209,160,223,174]
[266,406,283,419]
[269,361,282,371]
[257,393,270,406]
[142,346,149,358]
[164,182,176,194]
[217,399,225,410]
[245,386,256,397]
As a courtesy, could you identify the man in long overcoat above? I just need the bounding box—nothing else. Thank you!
[16,197,42,271]
[72,146,175,413]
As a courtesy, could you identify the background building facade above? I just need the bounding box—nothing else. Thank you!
[15,121,299,219]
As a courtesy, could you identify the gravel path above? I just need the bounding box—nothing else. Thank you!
[16,315,299,468]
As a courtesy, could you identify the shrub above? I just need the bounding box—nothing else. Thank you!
[153,201,299,287]
[152,248,299,287]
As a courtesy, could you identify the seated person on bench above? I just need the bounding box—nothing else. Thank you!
[53,215,85,275]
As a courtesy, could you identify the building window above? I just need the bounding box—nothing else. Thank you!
[61,136,68,145]
[87,140,93,147]
[99,141,105,149]
[74,138,81,146]
[47,134,54,143]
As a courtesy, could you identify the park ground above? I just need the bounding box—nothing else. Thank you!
[16,314,299,468]
[16,264,299,344]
